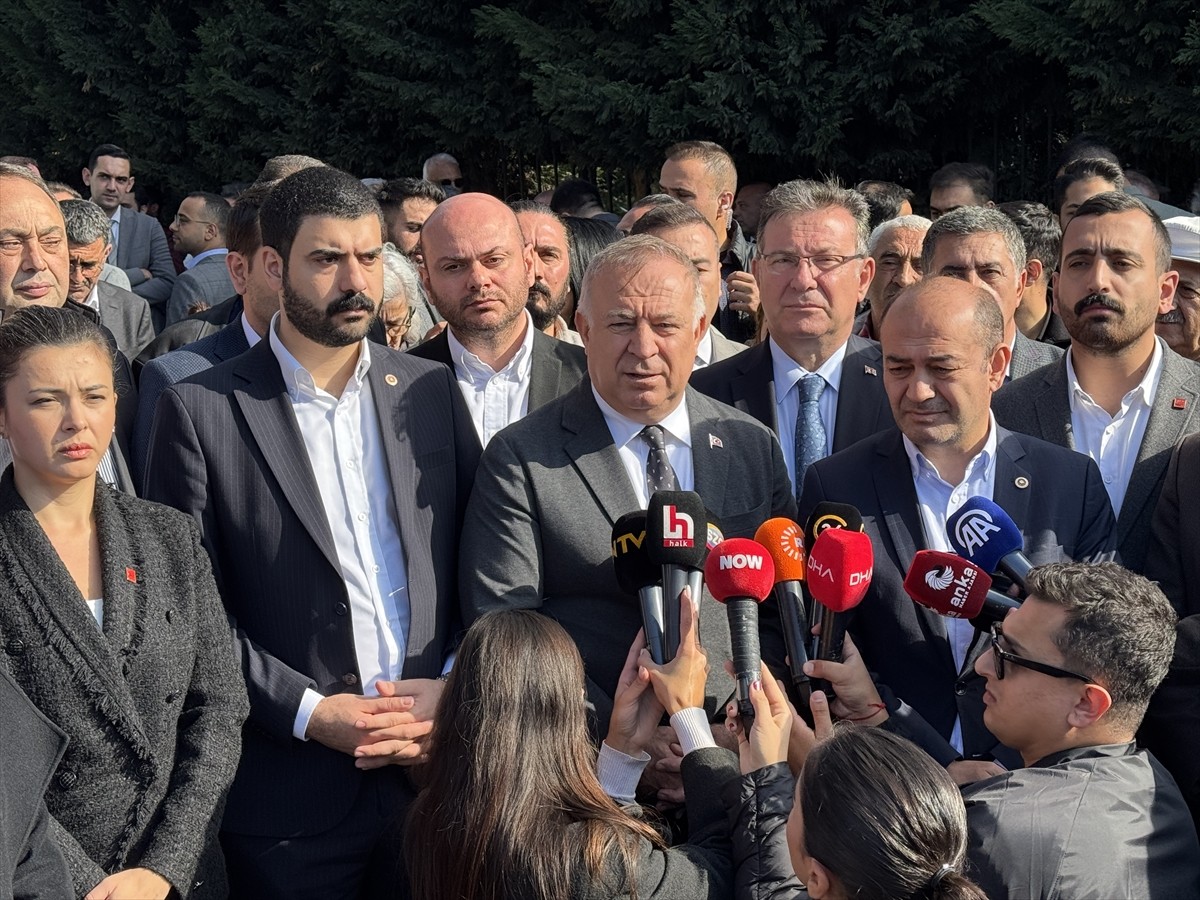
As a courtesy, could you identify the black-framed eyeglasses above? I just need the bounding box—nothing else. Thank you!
[989,623,1093,683]
[438,178,463,189]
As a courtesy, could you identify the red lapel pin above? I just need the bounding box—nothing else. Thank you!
[1173,398,1188,410]
[125,567,138,584]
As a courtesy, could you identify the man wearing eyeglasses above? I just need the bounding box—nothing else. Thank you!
[692,179,894,498]
[165,192,235,326]
[82,144,176,316]
[963,562,1200,898]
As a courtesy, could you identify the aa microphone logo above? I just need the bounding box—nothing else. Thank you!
[953,510,1001,556]
[662,505,695,547]
[925,566,954,590]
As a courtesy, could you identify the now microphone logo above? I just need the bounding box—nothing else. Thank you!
[662,505,695,548]
[719,553,765,571]
[953,510,1001,557]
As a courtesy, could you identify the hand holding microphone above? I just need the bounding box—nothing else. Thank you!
[704,537,775,722]
[946,497,1033,594]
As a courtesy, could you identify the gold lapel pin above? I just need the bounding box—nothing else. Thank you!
[385,373,398,386]
[1014,476,1030,489]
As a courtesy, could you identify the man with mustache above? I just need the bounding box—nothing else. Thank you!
[409,193,586,449]
[510,200,583,346]
[798,276,1116,783]
[994,192,1200,573]
[144,165,480,899]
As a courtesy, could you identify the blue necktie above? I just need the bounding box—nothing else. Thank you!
[794,374,826,499]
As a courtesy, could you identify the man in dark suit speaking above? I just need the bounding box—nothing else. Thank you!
[459,235,795,801]
[144,166,479,899]
[798,277,1116,781]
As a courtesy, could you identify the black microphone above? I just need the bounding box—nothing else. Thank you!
[611,512,666,664]
[705,538,775,721]
[646,491,708,660]
[755,518,812,709]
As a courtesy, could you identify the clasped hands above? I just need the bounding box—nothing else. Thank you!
[305,677,444,769]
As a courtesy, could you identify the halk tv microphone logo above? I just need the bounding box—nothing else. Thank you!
[662,505,695,548]
[953,509,1001,557]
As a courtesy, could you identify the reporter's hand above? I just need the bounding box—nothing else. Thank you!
[351,678,444,769]
[638,725,686,806]
[947,759,1007,785]
[802,633,886,723]
[641,587,708,715]
[85,868,171,900]
[731,662,793,774]
[606,628,665,757]
[785,690,835,776]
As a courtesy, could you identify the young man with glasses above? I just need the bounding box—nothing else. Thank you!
[165,192,234,326]
[962,562,1200,898]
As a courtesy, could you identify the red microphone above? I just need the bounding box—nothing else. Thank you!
[806,528,873,696]
[705,538,775,721]
[903,549,1019,627]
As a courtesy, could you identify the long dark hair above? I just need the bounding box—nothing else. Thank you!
[0,306,114,404]
[801,727,987,900]
[404,610,664,900]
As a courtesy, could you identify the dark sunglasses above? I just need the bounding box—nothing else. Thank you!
[989,623,1093,683]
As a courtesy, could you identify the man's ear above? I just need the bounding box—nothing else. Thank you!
[1067,683,1113,729]
[226,251,250,296]
[261,247,284,292]
[81,167,92,188]
[1026,259,1044,287]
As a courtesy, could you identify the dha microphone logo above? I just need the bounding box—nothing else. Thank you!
[954,510,1001,557]
[662,505,695,548]
[719,553,764,570]
[925,566,954,591]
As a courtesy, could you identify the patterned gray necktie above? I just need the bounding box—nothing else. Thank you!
[794,374,826,499]
[641,424,679,494]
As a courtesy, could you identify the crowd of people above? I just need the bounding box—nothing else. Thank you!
[0,135,1199,900]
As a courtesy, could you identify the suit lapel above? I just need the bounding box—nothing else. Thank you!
[731,342,777,430]
[232,343,340,571]
[688,390,731,518]
[1033,358,1075,448]
[1119,348,1200,536]
[833,337,884,451]
[564,382,640,525]
[214,320,251,361]
[993,428,1032,530]
[529,331,563,411]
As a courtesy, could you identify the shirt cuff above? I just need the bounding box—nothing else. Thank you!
[440,651,456,677]
[670,707,717,755]
[293,688,325,741]
[598,741,651,805]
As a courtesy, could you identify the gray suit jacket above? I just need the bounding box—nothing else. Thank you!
[993,342,1200,572]
[143,339,479,838]
[459,381,796,728]
[99,262,131,291]
[0,473,247,897]
[689,334,894,472]
[706,327,747,365]
[96,281,155,361]
[166,254,235,326]
[797,426,1117,765]
[111,207,176,311]
[1009,330,1063,381]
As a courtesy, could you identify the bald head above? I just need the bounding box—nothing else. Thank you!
[883,276,1005,355]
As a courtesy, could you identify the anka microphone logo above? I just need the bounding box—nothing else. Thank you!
[718,553,765,571]
[925,566,954,591]
[953,509,1001,557]
[662,505,695,547]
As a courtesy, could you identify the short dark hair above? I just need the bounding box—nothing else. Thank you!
[628,203,716,239]
[1067,191,1172,273]
[378,178,445,211]
[922,206,1026,275]
[186,191,232,238]
[259,167,384,264]
[998,201,1061,281]
[509,201,571,251]
[133,182,162,209]
[253,154,326,186]
[856,180,916,231]
[1053,158,1126,216]
[564,215,620,301]
[629,194,679,213]
[929,163,995,204]
[550,179,604,217]
[664,141,737,195]
[60,199,112,245]
[226,184,271,259]
[1028,562,1176,731]
[45,181,81,200]
[1054,134,1121,175]
[0,306,114,403]
[87,144,130,172]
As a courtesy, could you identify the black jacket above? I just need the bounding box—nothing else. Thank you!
[724,762,807,900]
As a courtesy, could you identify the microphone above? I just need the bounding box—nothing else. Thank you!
[705,538,775,721]
[806,527,873,697]
[803,502,866,660]
[754,518,811,706]
[903,549,1020,627]
[611,512,666,664]
[646,491,708,660]
[946,497,1032,593]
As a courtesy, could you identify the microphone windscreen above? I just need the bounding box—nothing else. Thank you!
[612,511,658,595]
[806,528,873,612]
[755,517,807,582]
[704,538,775,602]
[946,497,1024,575]
[706,518,725,551]
[646,491,708,568]
[903,549,992,618]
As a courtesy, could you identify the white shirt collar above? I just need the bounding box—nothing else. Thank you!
[902,413,999,487]
[267,312,371,401]
[446,310,535,385]
[185,247,229,270]
[1065,338,1165,410]
[241,312,263,348]
[769,337,849,406]
[694,329,715,369]
[83,283,101,312]
[592,386,693,451]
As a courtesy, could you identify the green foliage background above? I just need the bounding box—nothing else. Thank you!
[2,0,1197,208]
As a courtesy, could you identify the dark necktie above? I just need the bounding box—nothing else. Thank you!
[794,374,826,499]
[641,424,679,494]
